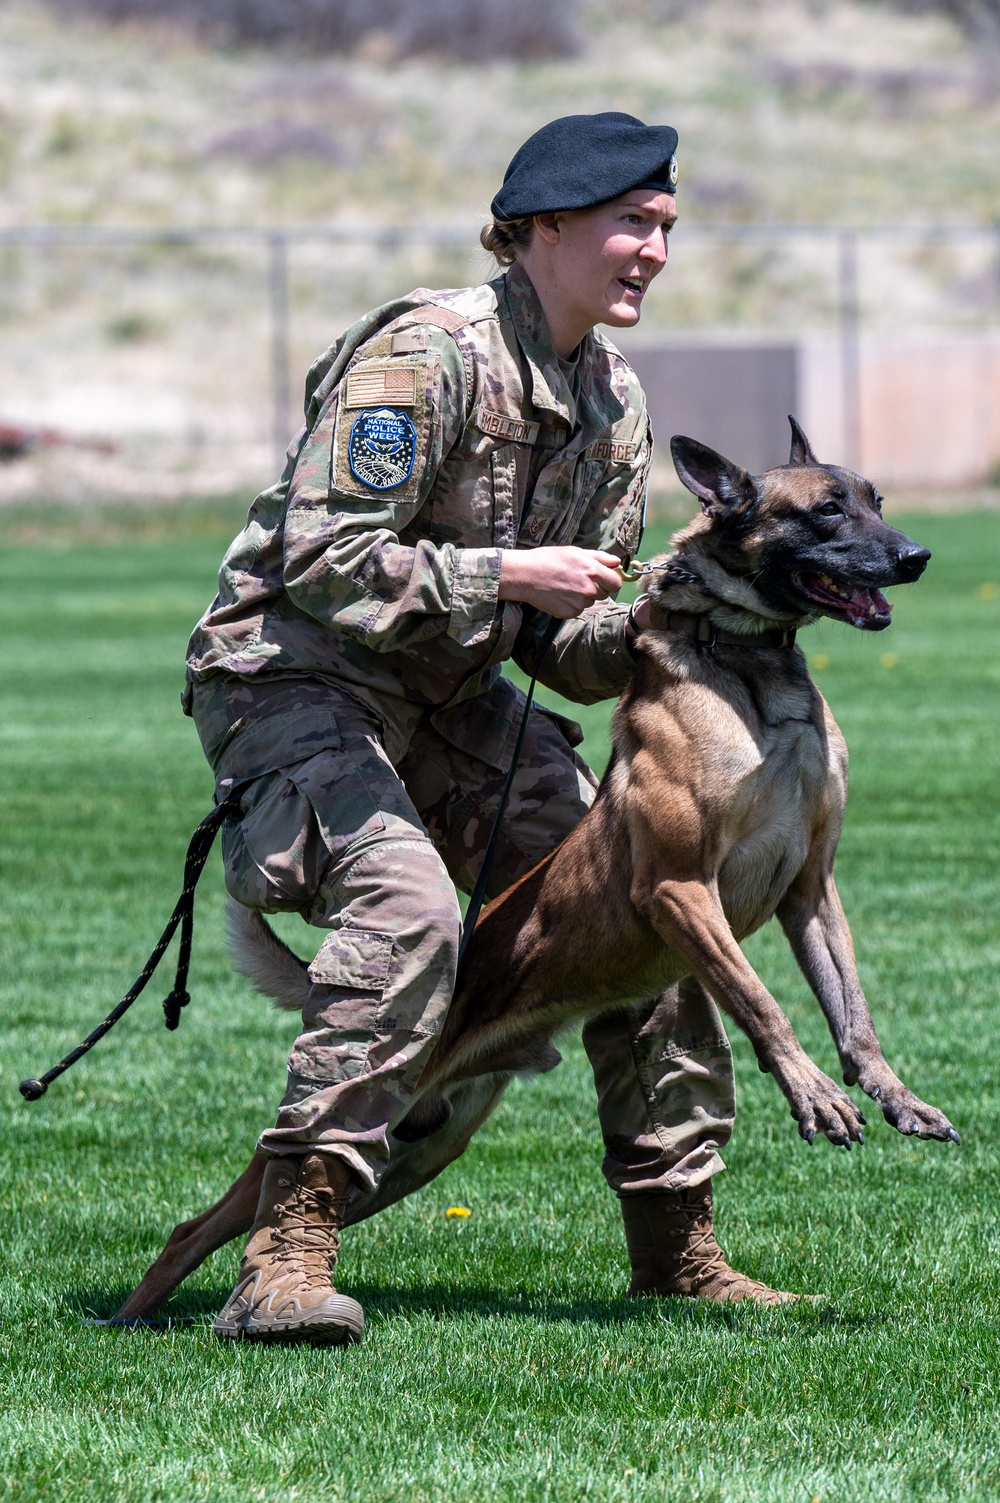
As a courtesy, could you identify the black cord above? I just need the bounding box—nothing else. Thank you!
[19,794,243,1102]
[456,616,560,977]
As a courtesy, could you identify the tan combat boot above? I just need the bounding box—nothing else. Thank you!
[620,1185,798,1306]
[213,1152,365,1343]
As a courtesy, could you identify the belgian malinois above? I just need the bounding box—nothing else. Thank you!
[113,417,958,1323]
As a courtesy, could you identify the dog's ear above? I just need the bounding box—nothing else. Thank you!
[787,415,819,466]
[670,436,754,518]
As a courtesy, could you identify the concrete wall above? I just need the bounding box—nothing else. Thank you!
[799,335,1000,488]
[624,344,798,476]
[621,334,1000,487]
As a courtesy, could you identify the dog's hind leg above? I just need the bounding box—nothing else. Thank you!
[343,1074,514,1226]
[110,1059,525,1315]
[111,1152,265,1322]
[111,1073,514,1316]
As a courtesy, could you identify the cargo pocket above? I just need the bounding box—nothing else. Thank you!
[288,928,395,1084]
[222,749,385,913]
[535,705,585,749]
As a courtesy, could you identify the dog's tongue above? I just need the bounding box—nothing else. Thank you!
[845,585,891,628]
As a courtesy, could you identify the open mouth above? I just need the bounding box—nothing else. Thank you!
[793,572,892,631]
[617,277,645,297]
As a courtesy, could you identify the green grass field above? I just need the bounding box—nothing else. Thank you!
[1,509,999,1502]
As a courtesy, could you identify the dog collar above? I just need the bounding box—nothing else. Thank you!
[655,607,797,652]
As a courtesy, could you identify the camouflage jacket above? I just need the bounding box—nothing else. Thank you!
[184,261,651,751]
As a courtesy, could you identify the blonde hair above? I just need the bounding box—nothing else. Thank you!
[480,216,535,266]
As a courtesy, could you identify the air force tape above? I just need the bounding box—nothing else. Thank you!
[348,407,417,491]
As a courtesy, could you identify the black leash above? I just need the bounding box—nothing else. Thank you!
[456,615,561,976]
[20,612,564,1091]
[19,793,243,1102]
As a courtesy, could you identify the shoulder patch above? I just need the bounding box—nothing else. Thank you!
[415,304,473,332]
[347,407,417,491]
[475,404,540,446]
[346,365,418,408]
[584,439,637,463]
[390,328,429,355]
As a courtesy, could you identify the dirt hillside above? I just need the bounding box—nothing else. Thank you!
[0,0,995,504]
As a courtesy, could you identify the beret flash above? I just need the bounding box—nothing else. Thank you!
[490,112,678,222]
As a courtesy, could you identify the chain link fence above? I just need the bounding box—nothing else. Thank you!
[0,219,997,500]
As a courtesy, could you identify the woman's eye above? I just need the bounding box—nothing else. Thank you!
[816,502,842,517]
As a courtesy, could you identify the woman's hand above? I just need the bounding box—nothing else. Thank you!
[498,547,624,619]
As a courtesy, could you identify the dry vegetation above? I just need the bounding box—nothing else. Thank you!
[0,0,996,501]
[47,0,580,60]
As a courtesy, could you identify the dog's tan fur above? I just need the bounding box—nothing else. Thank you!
[113,421,957,1323]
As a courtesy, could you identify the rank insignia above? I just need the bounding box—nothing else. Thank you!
[668,153,678,188]
[347,406,417,491]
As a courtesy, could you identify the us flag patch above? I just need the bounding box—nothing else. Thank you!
[345,366,418,408]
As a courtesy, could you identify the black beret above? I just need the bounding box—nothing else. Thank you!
[490,112,678,222]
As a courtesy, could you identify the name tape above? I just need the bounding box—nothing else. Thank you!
[584,439,637,463]
[475,405,540,446]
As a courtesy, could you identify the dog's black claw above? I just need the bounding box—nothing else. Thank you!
[857,1130,864,1146]
[805,1130,815,1145]
[858,1112,867,1126]
[947,1127,961,1144]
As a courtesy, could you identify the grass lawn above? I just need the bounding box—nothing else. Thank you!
[1,507,998,1502]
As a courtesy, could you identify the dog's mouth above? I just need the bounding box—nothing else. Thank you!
[792,572,892,631]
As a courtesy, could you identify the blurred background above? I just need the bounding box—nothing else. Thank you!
[0,0,997,515]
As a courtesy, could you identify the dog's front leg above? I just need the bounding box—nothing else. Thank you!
[634,875,866,1146]
[778,874,960,1143]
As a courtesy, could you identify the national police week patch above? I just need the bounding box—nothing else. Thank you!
[347,406,417,491]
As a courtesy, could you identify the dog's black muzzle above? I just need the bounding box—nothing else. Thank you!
[894,543,931,583]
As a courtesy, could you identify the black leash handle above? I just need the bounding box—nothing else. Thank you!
[19,794,242,1102]
[457,616,561,975]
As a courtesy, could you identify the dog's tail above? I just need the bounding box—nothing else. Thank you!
[225,897,309,1013]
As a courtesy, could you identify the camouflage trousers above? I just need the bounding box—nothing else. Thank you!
[191,672,735,1199]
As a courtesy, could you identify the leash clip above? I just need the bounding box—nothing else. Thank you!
[693,618,718,651]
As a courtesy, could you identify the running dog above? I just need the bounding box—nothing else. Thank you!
[113,416,958,1322]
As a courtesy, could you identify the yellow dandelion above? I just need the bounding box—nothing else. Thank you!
[976,582,999,601]
[809,654,830,671]
[880,652,900,669]
[446,1206,471,1218]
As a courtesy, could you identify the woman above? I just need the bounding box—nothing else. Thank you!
[185,112,790,1345]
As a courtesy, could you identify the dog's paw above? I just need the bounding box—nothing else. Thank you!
[874,1086,960,1143]
[789,1067,867,1149]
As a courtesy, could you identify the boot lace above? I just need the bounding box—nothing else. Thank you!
[667,1197,768,1298]
[270,1185,346,1282]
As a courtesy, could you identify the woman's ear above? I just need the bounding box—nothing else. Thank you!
[532,212,562,246]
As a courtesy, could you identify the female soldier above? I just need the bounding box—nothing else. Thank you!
[185,112,793,1345]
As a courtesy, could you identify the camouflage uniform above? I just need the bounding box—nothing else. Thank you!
[185,261,735,1204]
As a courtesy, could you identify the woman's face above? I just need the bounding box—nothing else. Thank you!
[535,189,677,339]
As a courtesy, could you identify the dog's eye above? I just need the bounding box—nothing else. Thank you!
[816,501,842,517]
[872,493,883,512]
